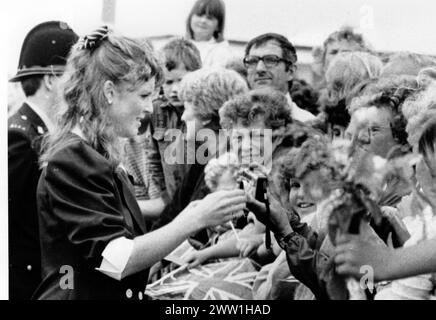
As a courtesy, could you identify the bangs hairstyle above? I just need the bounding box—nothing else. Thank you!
[219,88,292,130]
[348,75,419,146]
[275,138,337,186]
[276,148,300,193]
[186,0,226,42]
[40,30,164,167]
[160,37,202,72]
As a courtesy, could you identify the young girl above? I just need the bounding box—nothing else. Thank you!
[186,0,234,67]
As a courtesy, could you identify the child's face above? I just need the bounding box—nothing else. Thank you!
[288,178,317,217]
[163,64,189,107]
[190,13,218,41]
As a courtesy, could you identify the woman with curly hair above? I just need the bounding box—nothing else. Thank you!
[248,137,409,300]
[345,76,419,207]
[150,68,249,251]
[219,87,321,173]
[335,119,436,286]
[35,28,246,300]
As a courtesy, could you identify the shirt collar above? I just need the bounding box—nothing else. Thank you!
[25,100,55,133]
[285,93,295,108]
[285,93,316,122]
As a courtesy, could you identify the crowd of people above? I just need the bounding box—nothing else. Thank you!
[8,0,436,300]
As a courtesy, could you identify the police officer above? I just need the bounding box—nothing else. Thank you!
[8,21,78,300]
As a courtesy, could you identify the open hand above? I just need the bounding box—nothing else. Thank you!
[236,235,264,258]
[180,189,247,231]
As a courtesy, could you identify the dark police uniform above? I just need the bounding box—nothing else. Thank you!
[8,103,48,299]
[8,21,78,300]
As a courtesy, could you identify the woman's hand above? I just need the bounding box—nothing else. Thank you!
[334,233,396,282]
[177,189,247,232]
[236,235,264,258]
[246,193,292,238]
[184,250,210,269]
[381,206,411,246]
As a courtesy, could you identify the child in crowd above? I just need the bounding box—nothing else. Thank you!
[183,152,268,268]
[146,38,202,209]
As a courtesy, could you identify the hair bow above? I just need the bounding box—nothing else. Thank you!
[78,25,109,51]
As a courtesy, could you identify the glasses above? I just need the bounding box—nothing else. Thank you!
[352,125,392,144]
[243,55,290,69]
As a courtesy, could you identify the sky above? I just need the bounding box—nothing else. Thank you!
[3,0,436,76]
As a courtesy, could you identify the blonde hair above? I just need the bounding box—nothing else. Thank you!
[381,52,436,77]
[41,29,163,166]
[179,68,248,131]
[204,152,240,191]
[325,51,382,104]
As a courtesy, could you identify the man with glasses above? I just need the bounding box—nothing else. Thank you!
[8,21,78,299]
[243,33,316,123]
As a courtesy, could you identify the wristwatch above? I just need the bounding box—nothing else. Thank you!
[276,231,298,250]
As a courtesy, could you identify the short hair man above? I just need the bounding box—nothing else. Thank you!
[244,33,316,123]
[322,27,369,73]
[8,21,78,299]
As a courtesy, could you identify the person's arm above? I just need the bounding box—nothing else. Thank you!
[335,235,436,282]
[184,236,241,269]
[247,193,335,299]
[184,227,265,268]
[246,193,317,247]
[151,163,205,231]
[123,190,246,277]
[138,197,165,220]
[44,142,247,280]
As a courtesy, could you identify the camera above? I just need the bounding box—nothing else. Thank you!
[238,167,269,203]
[238,167,272,249]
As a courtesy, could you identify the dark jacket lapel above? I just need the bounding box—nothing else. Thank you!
[115,167,148,234]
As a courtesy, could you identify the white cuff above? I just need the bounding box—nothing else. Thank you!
[95,237,134,281]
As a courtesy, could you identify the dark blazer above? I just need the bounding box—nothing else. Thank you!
[33,135,149,300]
[8,103,47,300]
